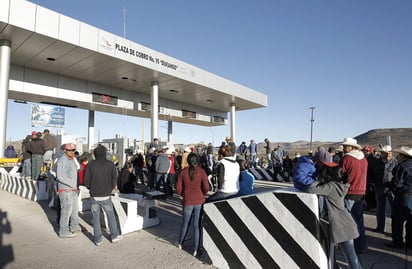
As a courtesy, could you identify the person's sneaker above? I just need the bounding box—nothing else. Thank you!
[59,233,76,239]
[174,242,182,249]
[193,250,197,257]
[72,227,82,234]
[112,235,123,243]
[95,240,102,246]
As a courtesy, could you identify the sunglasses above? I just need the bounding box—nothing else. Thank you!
[66,149,75,152]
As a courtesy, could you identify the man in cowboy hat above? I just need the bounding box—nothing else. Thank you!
[341,137,369,254]
[385,146,412,249]
[368,145,397,233]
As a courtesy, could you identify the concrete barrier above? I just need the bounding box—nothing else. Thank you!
[102,193,160,235]
[257,167,273,180]
[201,187,329,269]
[248,167,263,180]
[0,173,47,201]
[78,186,92,212]
[0,158,20,175]
[249,167,275,181]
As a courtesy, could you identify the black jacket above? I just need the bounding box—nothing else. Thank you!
[84,146,118,197]
[27,138,46,155]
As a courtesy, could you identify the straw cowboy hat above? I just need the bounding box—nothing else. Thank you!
[392,146,412,157]
[341,137,361,149]
[380,145,392,153]
[336,145,344,152]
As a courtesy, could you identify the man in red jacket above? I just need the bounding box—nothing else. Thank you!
[341,137,368,254]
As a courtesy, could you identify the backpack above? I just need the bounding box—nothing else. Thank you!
[4,145,16,158]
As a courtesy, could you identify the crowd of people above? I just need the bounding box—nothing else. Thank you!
[5,132,412,266]
[10,129,57,181]
[293,137,412,269]
[122,137,256,255]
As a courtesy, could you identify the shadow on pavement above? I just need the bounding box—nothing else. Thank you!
[0,209,14,268]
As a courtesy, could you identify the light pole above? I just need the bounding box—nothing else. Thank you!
[309,106,316,153]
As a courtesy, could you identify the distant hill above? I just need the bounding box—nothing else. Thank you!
[258,128,412,156]
[354,128,412,149]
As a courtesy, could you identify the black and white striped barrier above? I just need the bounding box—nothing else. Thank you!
[249,167,274,181]
[248,167,264,180]
[201,188,329,269]
[0,173,47,201]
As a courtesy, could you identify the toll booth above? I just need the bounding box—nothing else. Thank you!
[101,135,134,166]
[55,130,85,154]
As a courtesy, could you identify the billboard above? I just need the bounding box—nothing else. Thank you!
[31,104,65,128]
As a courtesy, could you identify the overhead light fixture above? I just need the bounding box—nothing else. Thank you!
[14,100,27,104]
[46,57,56,61]
[169,89,179,93]
[121,76,128,80]
[206,99,213,102]
[40,101,77,108]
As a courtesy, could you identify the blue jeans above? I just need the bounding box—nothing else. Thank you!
[58,191,79,236]
[178,204,202,251]
[339,240,363,269]
[22,159,31,177]
[134,166,145,184]
[31,154,43,180]
[91,197,119,243]
[155,173,168,194]
[345,199,367,253]
[250,153,257,167]
[207,154,213,168]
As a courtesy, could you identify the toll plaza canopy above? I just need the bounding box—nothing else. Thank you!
[0,0,267,155]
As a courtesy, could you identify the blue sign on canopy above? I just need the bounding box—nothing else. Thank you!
[31,104,65,128]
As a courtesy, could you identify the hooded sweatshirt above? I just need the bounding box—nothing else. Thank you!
[84,146,118,197]
[293,156,317,190]
[56,153,78,190]
[341,149,368,198]
[304,181,359,243]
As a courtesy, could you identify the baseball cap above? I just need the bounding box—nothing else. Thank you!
[65,143,76,150]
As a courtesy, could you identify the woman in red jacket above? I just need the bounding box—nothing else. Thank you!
[176,152,210,256]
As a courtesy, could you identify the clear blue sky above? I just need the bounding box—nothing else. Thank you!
[6,0,412,146]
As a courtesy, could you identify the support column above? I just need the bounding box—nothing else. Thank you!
[0,40,11,158]
[230,102,236,143]
[151,81,159,141]
[167,117,172,143]
[88,110,95,150]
